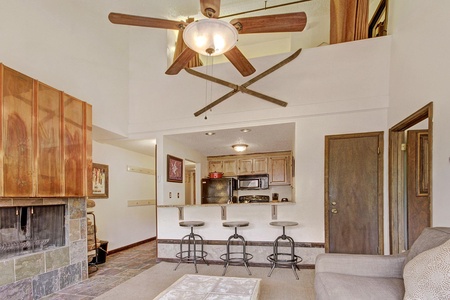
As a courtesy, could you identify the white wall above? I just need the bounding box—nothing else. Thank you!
[159,136,207,206]
[388,0,450,226]
[155,37,392,248]
[92,141,156,250]
[0,0,131,136]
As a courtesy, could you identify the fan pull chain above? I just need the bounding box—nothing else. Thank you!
[204,54,213,120]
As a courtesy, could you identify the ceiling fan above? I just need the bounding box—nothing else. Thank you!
[108,0,307,77]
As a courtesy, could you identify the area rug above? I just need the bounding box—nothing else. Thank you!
[94,262,315,300]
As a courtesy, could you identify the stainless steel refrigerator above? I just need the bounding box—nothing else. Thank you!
[201,178,237,204]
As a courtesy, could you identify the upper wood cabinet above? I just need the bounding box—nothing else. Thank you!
[238,156,268,175]
[63,94,85,197]
[36,82,63,196]
[0,64,92,198]
[1,66,35,196]
[208,158,238,176]
[268,153,292,185]
[207,151,292,182]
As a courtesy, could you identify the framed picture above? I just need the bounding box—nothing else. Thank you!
[91,163,109,198]
[167,155,183,183]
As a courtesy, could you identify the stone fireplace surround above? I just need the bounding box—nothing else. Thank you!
[0,198,88,299]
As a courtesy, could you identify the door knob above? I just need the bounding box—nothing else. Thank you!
[331,208,338,214]
[331,201,337,206]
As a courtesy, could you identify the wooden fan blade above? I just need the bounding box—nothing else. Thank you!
[185,68,238,90]
[194,90,238,117]
[231,12,307,34]
[239,87,288,107]
[108,12,187,30]
[165,47,197,75]
[223,47,256,77]
[174,27,203,69]
[200,0,221,18]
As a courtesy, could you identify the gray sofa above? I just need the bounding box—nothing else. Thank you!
[314,227,450,300]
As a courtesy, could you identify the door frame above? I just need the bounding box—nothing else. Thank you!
[389,102,433,254]
[324,131,384,253]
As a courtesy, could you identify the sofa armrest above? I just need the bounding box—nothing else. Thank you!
[315,252,406,279]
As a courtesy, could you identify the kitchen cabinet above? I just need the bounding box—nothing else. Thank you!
[208,158,237,176]
[207,152,292,182]
[237,156,268,175]
[0,64,92,197]
[268,153,291,185]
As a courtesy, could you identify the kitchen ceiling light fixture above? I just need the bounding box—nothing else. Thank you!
[183,19,238,56]
[232,144,248,152]
[205,132,215,136]
[240,128,251,133]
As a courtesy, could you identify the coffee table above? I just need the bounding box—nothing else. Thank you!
[154,274,261,299]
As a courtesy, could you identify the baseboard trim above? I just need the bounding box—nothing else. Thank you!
[156,257,315,269]
[107,237,156,255]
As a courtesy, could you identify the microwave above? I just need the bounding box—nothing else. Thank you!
[237,174,269,190]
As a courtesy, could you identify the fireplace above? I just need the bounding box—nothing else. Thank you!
[0,198,88,299]
[0,205,65,260]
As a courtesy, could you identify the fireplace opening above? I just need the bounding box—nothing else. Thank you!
[0,205,65,259]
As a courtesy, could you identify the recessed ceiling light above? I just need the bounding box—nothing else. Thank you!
[241,129,251,133]
[205,132,215,136]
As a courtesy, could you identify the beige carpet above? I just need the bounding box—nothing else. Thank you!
[94,262,316,299]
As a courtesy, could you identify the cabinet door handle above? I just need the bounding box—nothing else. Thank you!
[331,208,338,214]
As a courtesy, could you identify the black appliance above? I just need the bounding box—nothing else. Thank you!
[201,178,237,204]
[237,174,269,190]
[239,195,270,203]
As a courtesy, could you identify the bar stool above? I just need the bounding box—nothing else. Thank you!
[220,221,253,276]
[174,221,208,273]
[267,221,302,280]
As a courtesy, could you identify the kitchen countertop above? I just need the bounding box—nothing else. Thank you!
[157,201,295,208]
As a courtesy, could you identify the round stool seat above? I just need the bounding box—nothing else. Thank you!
[179,221,205,227]
[270,221,298,227]
[223,221,249,228]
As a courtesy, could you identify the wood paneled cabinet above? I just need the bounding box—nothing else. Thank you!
[268,153,292,185]
[237,156,268,175]
[207,152,292,183]
[208,158,237,176]
[0,64,92,197]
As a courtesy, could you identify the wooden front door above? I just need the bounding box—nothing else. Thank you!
[325,132,383,254]
[406,130,430,248]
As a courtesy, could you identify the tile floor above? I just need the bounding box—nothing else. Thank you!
[42,240,157,299]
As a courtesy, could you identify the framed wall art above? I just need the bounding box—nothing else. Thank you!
[167,155,183,183]
[90,163,109,198]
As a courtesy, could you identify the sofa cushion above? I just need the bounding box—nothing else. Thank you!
[405,227,450,266]
[403,239,450,300]
[315,272,404,300]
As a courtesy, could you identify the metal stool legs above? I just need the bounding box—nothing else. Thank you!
[174,226,208,273]
[221,227,253,276]
[267,225,302,280]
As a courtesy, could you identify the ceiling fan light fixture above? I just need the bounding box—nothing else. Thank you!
[183,19,238,56]
[232,144,248,152]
